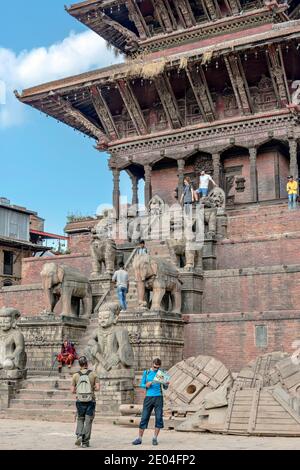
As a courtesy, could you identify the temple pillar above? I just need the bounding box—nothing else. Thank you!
[249,147,258,202]
[131,175,139,207]
[212,153,221,186]
[177,159,185,200]
[289,139,298,181]
[144,165,152,207]
[112,167,120,219]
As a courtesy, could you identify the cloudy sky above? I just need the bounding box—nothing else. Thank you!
[0,0,131,236]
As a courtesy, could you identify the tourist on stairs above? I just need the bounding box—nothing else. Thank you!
[112,262,129,312]
[196,170,217,199]
[180,177,195,214]
[136,240,148,255]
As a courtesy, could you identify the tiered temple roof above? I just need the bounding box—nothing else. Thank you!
[14,1,300,224]
[66,0,290,55]
[17,15,300,151]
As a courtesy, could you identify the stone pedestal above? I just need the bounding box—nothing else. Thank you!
[0,375,24,410]
[97,369,134,415]
[18,316,88,373]
[90,275,114,311]
[179,271,203,314]
[119,310,184,373]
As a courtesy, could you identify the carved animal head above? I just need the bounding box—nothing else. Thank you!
[207,187,225,208]
[133,254,154,281]
[41,263,64,289]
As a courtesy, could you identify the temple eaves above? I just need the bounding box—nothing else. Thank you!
[16,19,300,149]
[65,0,289,55]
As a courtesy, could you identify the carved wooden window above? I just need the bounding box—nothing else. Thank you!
[3,251,13,276]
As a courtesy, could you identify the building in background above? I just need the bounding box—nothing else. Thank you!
[0,198,67,286]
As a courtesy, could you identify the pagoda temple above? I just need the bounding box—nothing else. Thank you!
[16,0,300,215]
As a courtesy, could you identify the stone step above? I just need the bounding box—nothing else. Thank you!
[0,408,76,422]
[24,378,71,390]
[0,408,118,424]
[10,398,78,409]
[16,389,74,400]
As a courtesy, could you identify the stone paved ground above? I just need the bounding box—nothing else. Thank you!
[1,420,300,450]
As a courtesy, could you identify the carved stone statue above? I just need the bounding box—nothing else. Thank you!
[149,195,165,216]
[291,80,300,106]
[87,302,134,376]
[40,262,92,318]
[168,238,202,271]
[132,253,182,313]
[90,218,116,276]
[201,187,226,237]
[0,307,27,377]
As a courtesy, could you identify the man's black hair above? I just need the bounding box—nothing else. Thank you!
[153,357,162,366]
[79,356,88,368]
[119,261,125,268]
[140,240,145,245]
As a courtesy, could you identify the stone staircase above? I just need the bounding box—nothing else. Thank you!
[0,371,119,423]
[0,241,178,422]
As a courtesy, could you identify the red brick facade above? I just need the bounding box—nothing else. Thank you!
[0,200,299,370]
[21,254,92,285]
[183,311,300,372]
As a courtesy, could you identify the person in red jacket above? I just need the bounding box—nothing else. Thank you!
[57,339,77,371]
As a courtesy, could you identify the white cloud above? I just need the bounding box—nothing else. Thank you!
[0,30,123,128]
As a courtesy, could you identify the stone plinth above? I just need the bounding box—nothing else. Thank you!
[0,376,24,410]
[18,315,88,373]
[119,310,184,373]
[97,369,134,415]
[90,275,114,310]
[179,271,203,314]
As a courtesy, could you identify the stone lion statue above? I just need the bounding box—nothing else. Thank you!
[132,253,182,314]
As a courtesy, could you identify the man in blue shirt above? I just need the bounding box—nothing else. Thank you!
[136,240,148,255]
[132,358,169,446]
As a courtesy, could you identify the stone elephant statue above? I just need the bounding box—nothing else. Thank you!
[41,262,92,318]
[132,254,182,314]
[90,229,116,276]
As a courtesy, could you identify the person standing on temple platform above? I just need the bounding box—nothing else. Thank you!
[137,240,148,255]
[180,176,195,214]
[112,262,129,312]
[57,338,77,372]
[71,356,100,448]
[287,175,298,210]
[132,358,169,446]
[197,170,217,199]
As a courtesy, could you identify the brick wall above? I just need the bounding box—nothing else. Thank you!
[68,232,92,255]
[0,284,45,316]
[203,266,300,313]
[151,165,179,206]
[183,311,300,372]
[21,254,92,284]
[226,204,296,238]
[217,234,300,269]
